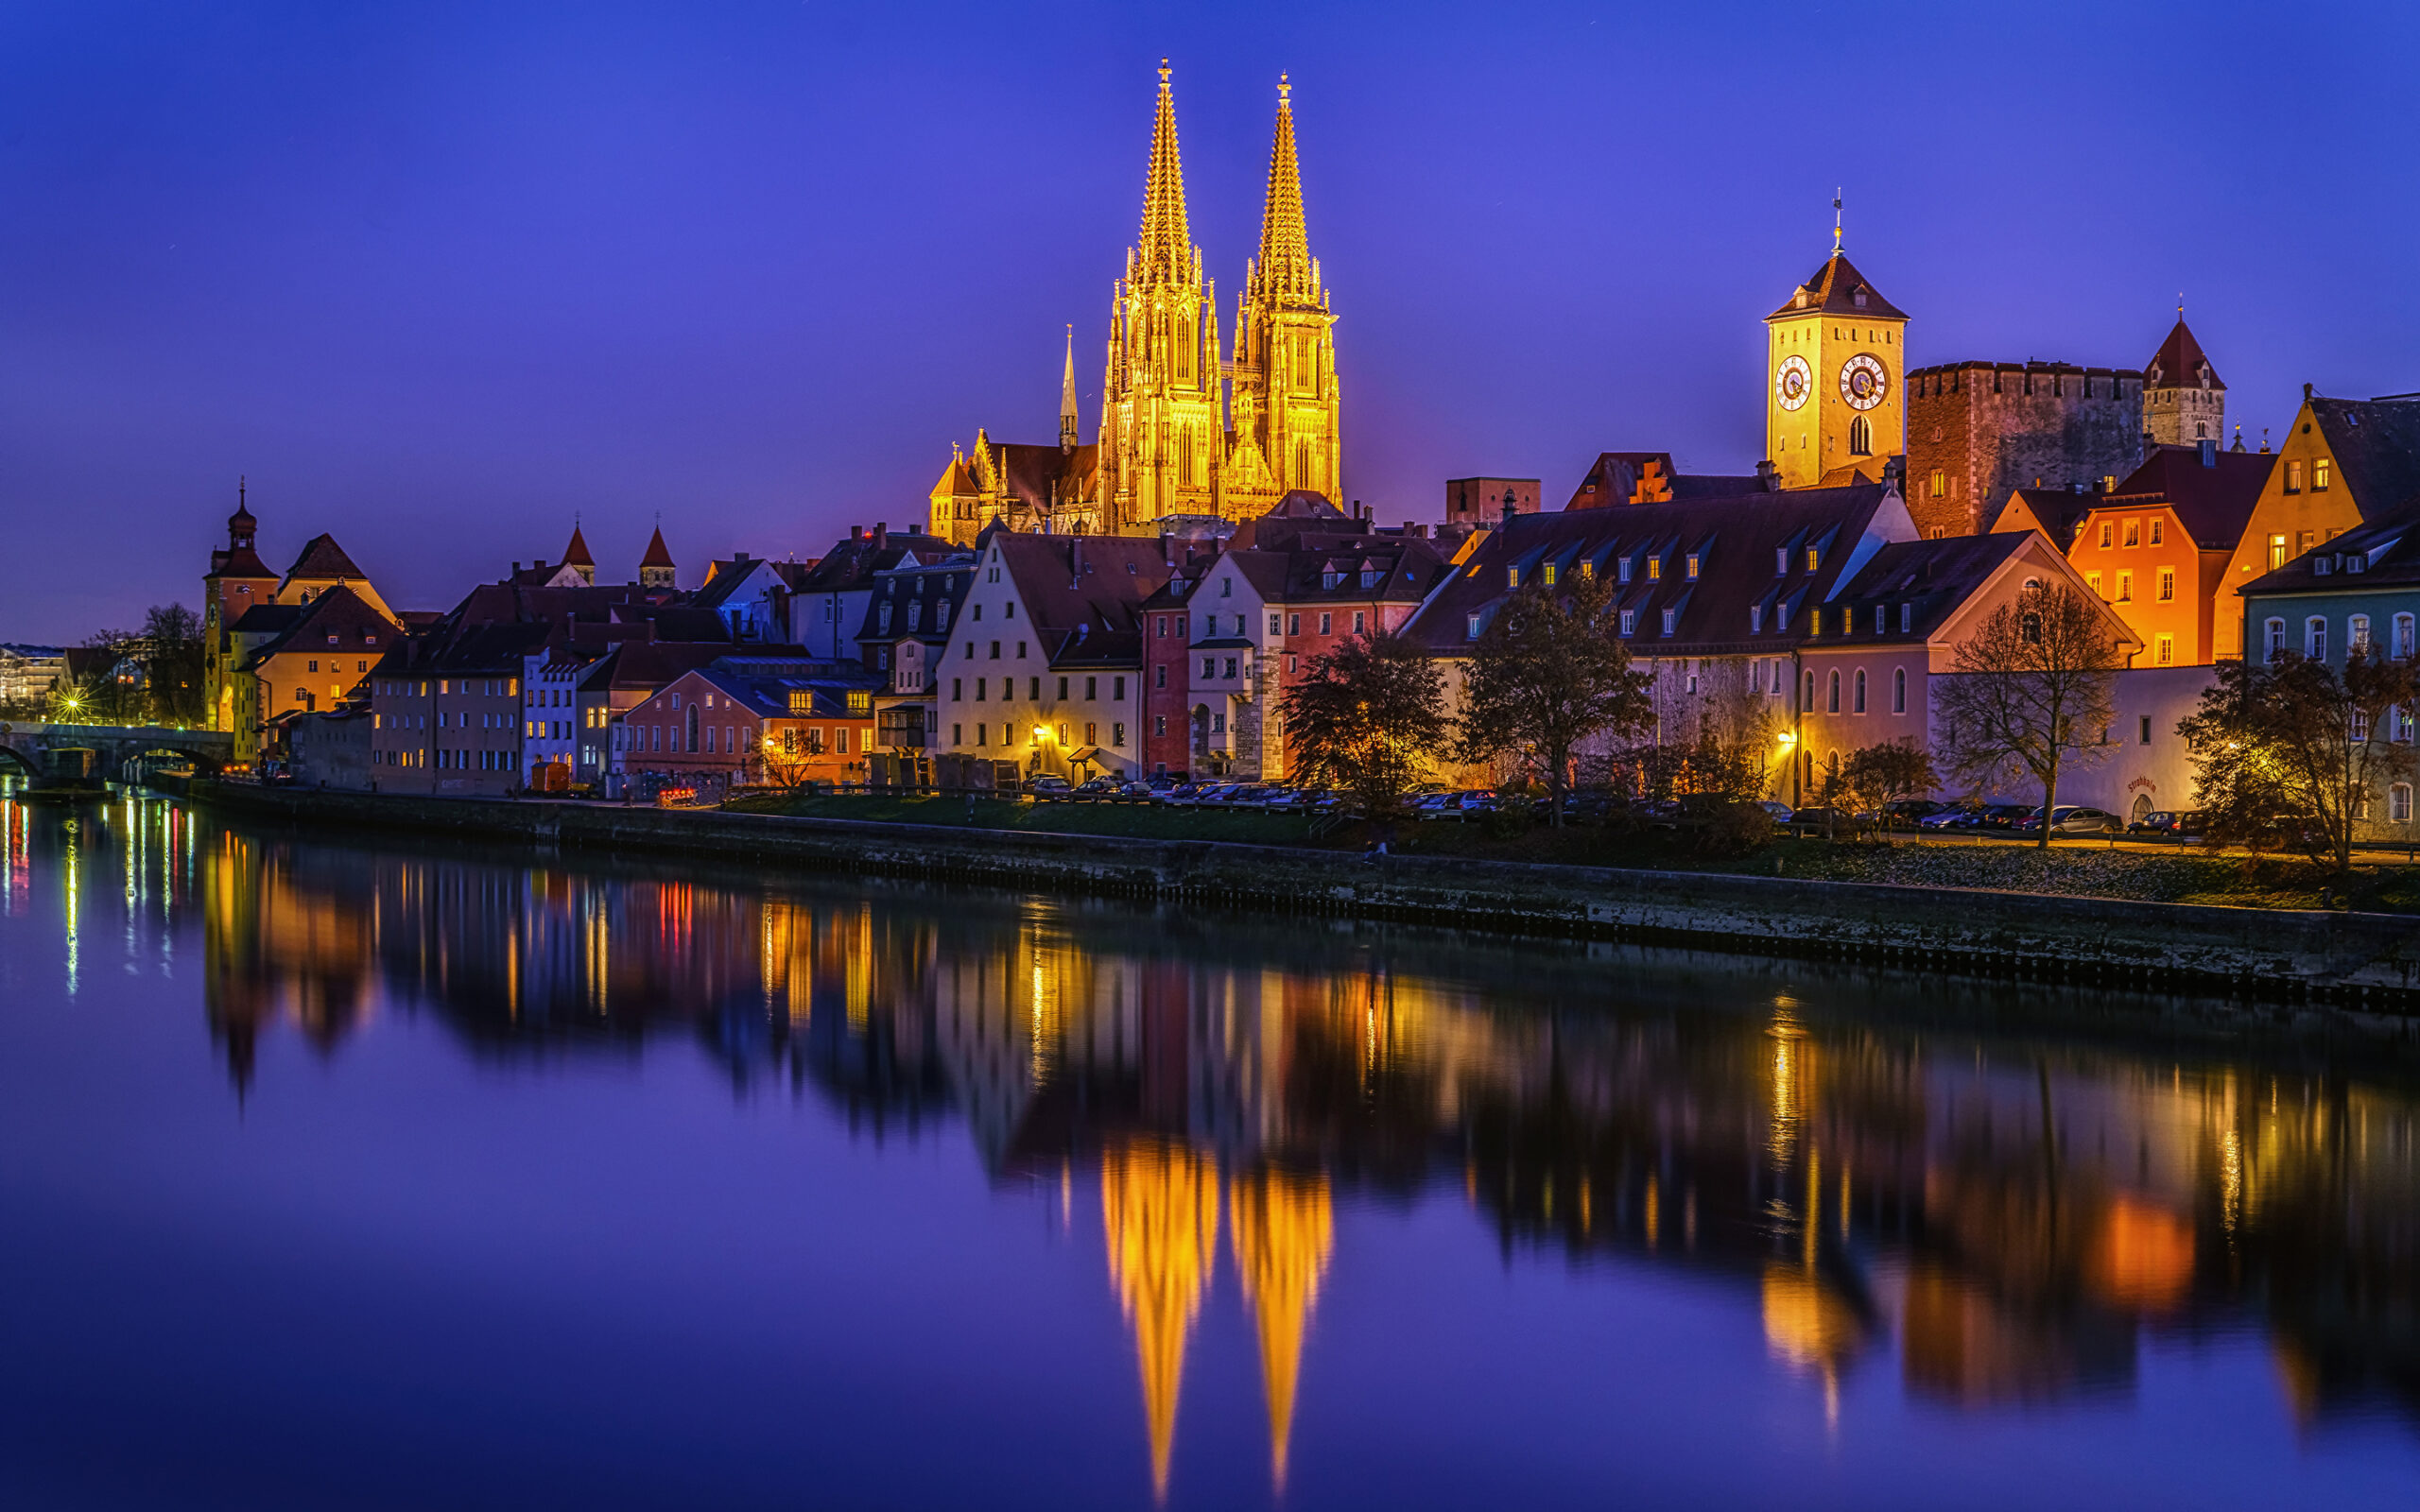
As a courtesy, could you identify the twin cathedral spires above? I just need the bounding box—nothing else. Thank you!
[931,64,1340,543]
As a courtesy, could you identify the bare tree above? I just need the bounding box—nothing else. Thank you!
[2178,647,2420,878]
[1455,572,1652,825]
[142,603,205,726]
[1933,581,2126,849]
[1839,738,1940,840]
[1281,630,1447,816]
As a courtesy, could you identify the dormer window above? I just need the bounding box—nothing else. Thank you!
[1507,566,1520,590]
[1685,554,1700,579]
[1646,556,1662,581]
[1750,606,1764,633]
[1775,547,1789,576]
[1806,548,1820,572]
[1466,613,1482,640]
[1542,562,1557,587]
[1660,608,1676,635]
[1899,603,1912,633]
[1617,558,1633,584]
[1360,567,1379,589]
[2314,556,2332,576]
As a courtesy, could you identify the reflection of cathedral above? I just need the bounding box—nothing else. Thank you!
[160,808,2420,1495]
[930,65,1340,544]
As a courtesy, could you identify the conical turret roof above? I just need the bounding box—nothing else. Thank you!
[562,523,595,568]
[640,525,675,569]
[1133,61,1194,287]
[2145,318,2222,391]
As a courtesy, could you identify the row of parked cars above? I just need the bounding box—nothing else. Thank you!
[1020,775,1539,820]
[1781,799,2208,838]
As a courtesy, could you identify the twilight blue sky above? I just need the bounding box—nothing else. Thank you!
[4,0,2416,640]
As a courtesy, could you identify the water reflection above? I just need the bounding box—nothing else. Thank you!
[7,787,2420,1503]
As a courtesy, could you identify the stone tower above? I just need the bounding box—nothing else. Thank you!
[1764,232,1909,490]
[2142,316,2224,447]
[203,481,279,733]
[1227,75,1340,514]
[1097,62,1227,531]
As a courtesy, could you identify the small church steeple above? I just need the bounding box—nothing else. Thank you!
[1060,325,1079,452]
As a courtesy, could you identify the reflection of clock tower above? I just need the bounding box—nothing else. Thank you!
[1764,241,1907,490]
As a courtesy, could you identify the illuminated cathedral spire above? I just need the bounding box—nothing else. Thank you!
[1251,74,1313,302]
[1134,60,1193,287]
[1231,1166,1335,1492]
[1102,1139,1220,1500]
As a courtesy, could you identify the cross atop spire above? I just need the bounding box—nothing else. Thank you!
[1251,73,1313,302]
[1134,60,1194,286]
[1832,188,1843,252]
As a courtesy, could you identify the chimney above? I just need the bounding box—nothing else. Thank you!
[850,524,864,541]
[2198,438,2218,468]
[1755,459,1780,491]
[1500,494,1517,526]
[735,551,752,562]
[873,523,888,550]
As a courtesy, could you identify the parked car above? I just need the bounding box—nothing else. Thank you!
[1880,799,1947,829]
[1917,803,1984,831]
[1412,791,1465,819]
[1070,777,1120,800]
[1755,799,1796,821]
[2013,805,2120,835]
[1973,803,2038,830]
[1255,787,1305,811]
[2127,808,2204,837]
[1789,805,1857,832]
[1217,784,1270,808]
[1160,782,1208,806]
[1025,774,1072,799]
[1115,781,1157,800]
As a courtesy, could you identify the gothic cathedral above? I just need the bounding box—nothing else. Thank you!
[1764,233,1907,490]
[930,65,1340,544]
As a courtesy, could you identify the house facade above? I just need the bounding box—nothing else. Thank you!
[613,660,882,799]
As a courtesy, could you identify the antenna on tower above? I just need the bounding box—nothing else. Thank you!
[1832,189,1843,252]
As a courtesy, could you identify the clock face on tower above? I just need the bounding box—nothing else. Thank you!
[1840,353,1888,411]
[1774,355,1812,411]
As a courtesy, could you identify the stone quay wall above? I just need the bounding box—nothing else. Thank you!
[184,782,2420,1009]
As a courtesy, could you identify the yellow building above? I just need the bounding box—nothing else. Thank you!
[931,65,1342,544]
[1765,238,1908,490]
[2213,389,2420,660]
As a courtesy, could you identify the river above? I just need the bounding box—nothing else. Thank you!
[0,786,2414,1509]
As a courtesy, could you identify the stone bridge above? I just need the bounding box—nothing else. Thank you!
[0,722,236,779]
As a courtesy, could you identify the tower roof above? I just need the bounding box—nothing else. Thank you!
[1769,250,1906,321]
[286,532,366,580]
[562,523,595,568]
[2144,318,2223,391]
[1133,60,1194,286]
[1251,75,1313,301]
[640,525,676,569]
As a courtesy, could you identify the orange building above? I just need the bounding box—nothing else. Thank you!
[1994,442,2273,667]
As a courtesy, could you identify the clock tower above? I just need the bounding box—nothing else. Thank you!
[1764,239,1907,490]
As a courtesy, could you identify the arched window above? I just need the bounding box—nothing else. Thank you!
[1854,669,1867,713]
[2396,613,2417,658]
[2021,612,2043,645]
[2132,794,2152,825]
[1804,671,1815,710]
[1827,671,1841,713]
[1892,667,1906,713]
[2351,614,2372,651]
[2307,617,2328,662]
[2265,618,2287,662]
[1849,416,1872,455]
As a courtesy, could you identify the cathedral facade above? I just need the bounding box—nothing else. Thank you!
[930,65,1340,545]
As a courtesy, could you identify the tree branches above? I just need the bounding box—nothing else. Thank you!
[1933,581,2124,848]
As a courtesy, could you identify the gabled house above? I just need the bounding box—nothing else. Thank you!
[614,657,883,799]
[933,531,1172,781]
[2215,392,2420,659]
[229,584,402,766]
[1995,441,2275,667]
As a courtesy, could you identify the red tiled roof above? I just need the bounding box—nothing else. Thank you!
[1767,250,1907,322]
[2143,318,2221,392]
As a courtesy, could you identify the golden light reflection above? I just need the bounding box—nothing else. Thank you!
[2088,1196,2195,1314]
[1101,1139,1219,1501]
[1231,1167,1334,1491]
